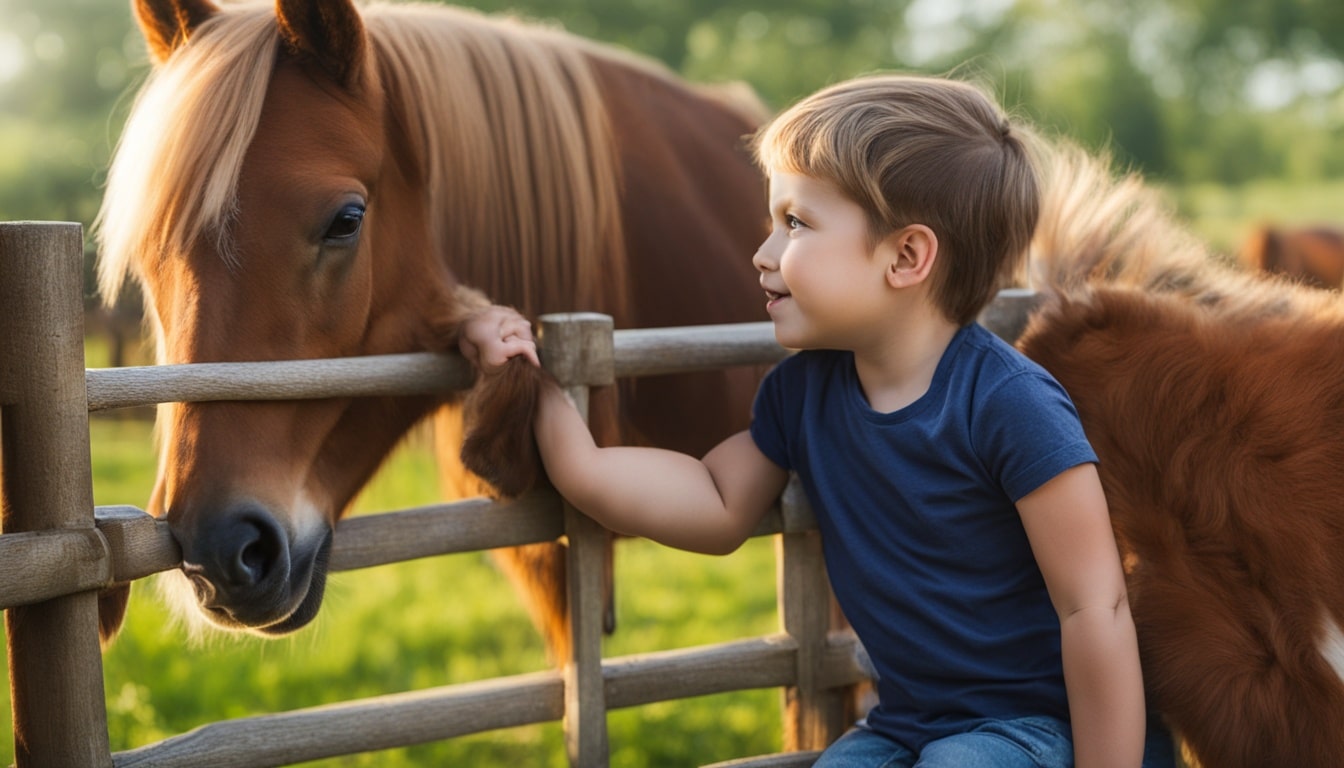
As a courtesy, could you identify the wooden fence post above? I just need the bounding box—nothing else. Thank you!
[539,312,615,768]
[0,222,113,767]
[777,476,849,751]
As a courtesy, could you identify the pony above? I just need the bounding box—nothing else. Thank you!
[93,0,769,663]
[1239,223,1344,289]
[1020,144,1344,766]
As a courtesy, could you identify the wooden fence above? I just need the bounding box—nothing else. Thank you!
[0,221,1041,767]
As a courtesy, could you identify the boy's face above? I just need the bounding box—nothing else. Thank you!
[752,170,890,350]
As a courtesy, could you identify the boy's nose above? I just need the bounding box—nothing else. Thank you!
[752,239,777,273]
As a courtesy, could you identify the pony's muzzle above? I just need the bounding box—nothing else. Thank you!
[179,503,297,627]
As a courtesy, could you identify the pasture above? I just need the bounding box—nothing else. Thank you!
[1171,178,1344,256]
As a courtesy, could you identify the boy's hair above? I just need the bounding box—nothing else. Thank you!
[753,74,1040,326]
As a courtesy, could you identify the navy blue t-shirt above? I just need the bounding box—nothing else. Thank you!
[750,323,1098,751]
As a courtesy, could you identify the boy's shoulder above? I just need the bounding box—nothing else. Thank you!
[957,323,1052,382]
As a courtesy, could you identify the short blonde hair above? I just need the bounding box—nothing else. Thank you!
[754,74,1040,325]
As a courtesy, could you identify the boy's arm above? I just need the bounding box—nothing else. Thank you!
[1017,463,1146,768]
[457,302,790,554]
[535,384,789,555]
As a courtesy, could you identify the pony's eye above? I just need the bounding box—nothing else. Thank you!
[323,204,365,242]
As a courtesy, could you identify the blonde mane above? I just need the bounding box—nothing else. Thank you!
[1028,142,1344,323]
[95,4,277,303]
[96,1,650,320]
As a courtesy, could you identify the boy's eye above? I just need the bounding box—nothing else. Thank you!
[785,214,805,230]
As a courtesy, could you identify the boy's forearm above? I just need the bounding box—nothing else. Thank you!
[533,384,751,554]
[532,384,606,508]
[1060,603,1147,768]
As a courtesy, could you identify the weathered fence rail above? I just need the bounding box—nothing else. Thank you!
[0,221,1039,767]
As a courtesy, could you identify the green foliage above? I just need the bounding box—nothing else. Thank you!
[3,0,1344,248]
[0,0,144,224]
[0,418,782,766]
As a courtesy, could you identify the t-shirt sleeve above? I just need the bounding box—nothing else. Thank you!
[749,362,793,471]
[978,370,1098,502]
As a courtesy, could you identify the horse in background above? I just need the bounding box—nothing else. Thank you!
[1239,223,1344,289]
[1021,144,1344,766]
[94,0,768,663]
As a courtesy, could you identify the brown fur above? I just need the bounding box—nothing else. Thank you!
[1021,144,1344,766]
[132,0,216,63]
[1240,224,1344,290]
[461,359,552,498]
[97,585,132,647]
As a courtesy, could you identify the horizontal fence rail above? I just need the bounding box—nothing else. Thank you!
[1,218,1043,768]
[83,321,793,412]
[0,484,817,613]
[84,296,1038,412]
[85,353,478,412]
[111,633,867,768]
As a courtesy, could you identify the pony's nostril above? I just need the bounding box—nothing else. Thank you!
[239,541,267,581]
[212,509,288,590]
[233,522,281,585]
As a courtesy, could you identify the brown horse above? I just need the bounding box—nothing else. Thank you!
[1240,223,1344,289]
[93,0,768,661]
[1021,145,1344,766]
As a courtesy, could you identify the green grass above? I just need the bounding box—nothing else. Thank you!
[1164,177,1344,257]
[1,418,783,766]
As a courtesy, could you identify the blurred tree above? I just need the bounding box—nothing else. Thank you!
[1,0,1343,235]
[0,0,145,225]
[462,0,913,109]
[929,2,1172,175]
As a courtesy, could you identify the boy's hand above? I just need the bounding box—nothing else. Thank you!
[459,305,539,374]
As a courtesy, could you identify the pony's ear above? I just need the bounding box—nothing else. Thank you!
[133,0,218,64]
[275,0,367,90]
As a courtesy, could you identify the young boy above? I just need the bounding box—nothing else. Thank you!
[461,74,1173,767]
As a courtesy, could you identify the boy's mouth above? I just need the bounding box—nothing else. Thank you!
[764,289,790,308]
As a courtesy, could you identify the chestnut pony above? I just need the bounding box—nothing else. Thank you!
[1240,223,1344,289]
[1023,146,1344,766]
[94,0,767,661]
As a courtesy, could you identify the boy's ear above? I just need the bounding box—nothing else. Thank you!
[882,224,938,289]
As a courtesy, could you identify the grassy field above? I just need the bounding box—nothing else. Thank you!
[1165,178,1344,257]
[1,418,783,767]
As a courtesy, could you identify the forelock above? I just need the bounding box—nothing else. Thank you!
[94,6,278,305]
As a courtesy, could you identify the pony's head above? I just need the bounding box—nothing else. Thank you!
[95,0,758,647]
[94,0,494,640]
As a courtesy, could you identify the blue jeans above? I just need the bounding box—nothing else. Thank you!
[813,716,1177,768]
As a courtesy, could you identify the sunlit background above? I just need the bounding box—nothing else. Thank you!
[4,0,1344,250]
[3,0,1343,765]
